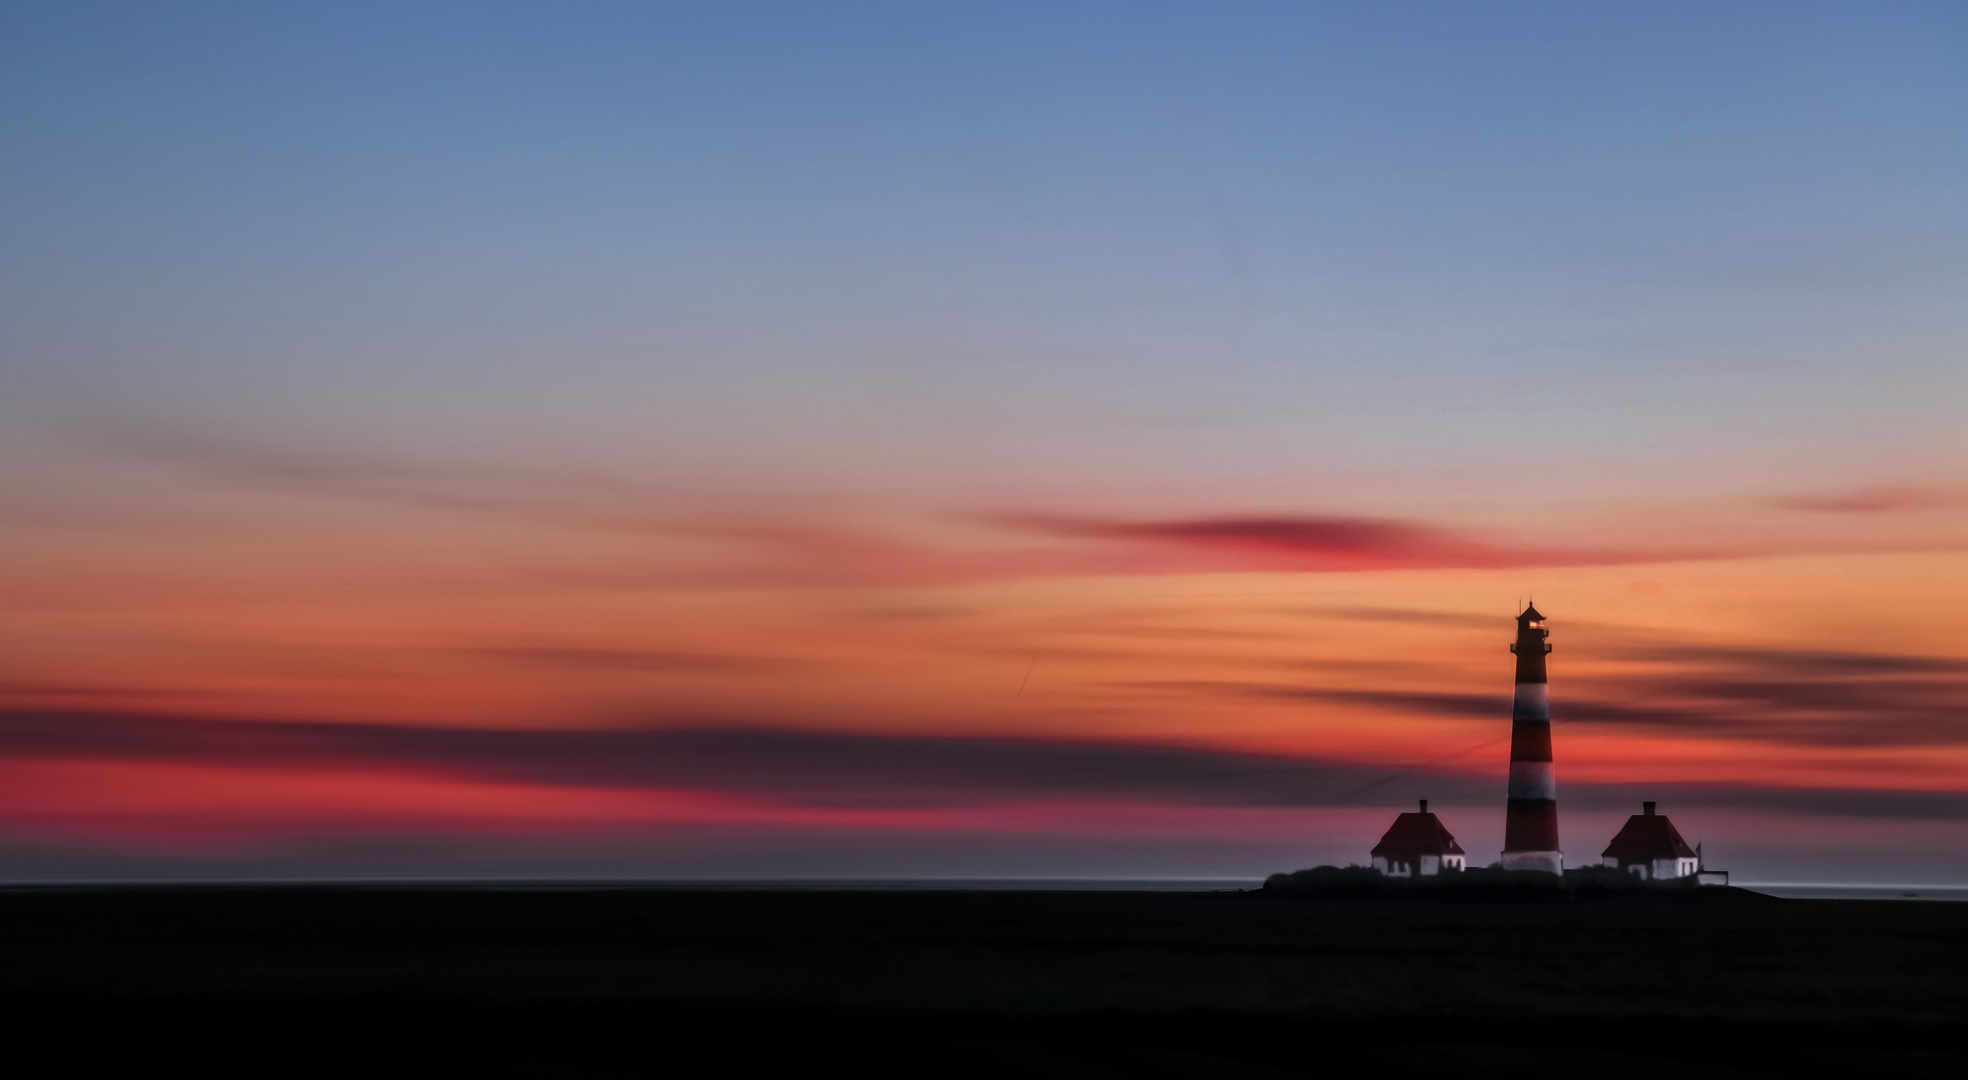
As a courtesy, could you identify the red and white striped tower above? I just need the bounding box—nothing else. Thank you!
[1501,604,1562,872]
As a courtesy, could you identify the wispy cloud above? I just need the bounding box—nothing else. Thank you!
[71,429,1960,595]
[457,647,809,673]
[89,428,689,535]
[1776,485,1962,514]
[1294,605,1502,628]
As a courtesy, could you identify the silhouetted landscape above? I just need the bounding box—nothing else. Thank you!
[7,6,1965,1076]
[5,884,1967,1077]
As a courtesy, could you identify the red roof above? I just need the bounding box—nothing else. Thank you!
[1602,812,1696,861]
[1370,812,1465,858]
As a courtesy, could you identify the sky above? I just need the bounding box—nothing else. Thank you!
[1,1,1964,883]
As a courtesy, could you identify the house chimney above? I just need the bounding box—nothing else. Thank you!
[1644,801,1656,816]
[1420,800,1428,814]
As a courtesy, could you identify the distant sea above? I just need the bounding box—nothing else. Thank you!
[0,877,1265,892]
[402,877,1268,892]
[1739,884,1968,902]
[633,878,1266,891]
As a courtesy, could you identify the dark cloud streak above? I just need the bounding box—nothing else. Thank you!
[1010,513,1709,571]
[7,709,1968,823]
[0,709,1486,810]
[1640,646,1968,676]
[1254,680,1968,749]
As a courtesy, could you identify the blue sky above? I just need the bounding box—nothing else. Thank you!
[6,2,1961,495]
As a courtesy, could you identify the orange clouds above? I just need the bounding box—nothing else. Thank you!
[4,426,1968,878]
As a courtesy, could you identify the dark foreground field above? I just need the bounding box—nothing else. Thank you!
[1,885,1964,1078]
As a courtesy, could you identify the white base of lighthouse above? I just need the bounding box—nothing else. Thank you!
[1501,851,1563,873]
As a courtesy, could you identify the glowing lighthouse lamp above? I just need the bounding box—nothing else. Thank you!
[1501,604,1563,873]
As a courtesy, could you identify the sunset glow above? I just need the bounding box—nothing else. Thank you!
[2,2,1964,883]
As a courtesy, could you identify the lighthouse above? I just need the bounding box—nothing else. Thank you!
[1501,604,1562,872]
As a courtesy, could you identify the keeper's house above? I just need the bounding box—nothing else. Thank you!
[1602,802,1699,880]
[1370,800,1466,877]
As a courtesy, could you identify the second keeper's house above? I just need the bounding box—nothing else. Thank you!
[1602,802,1699,880]
[1370,800,1466,877]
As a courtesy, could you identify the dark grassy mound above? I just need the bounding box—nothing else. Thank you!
[0,884,1962,1077]
[1262,864,1767,900]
